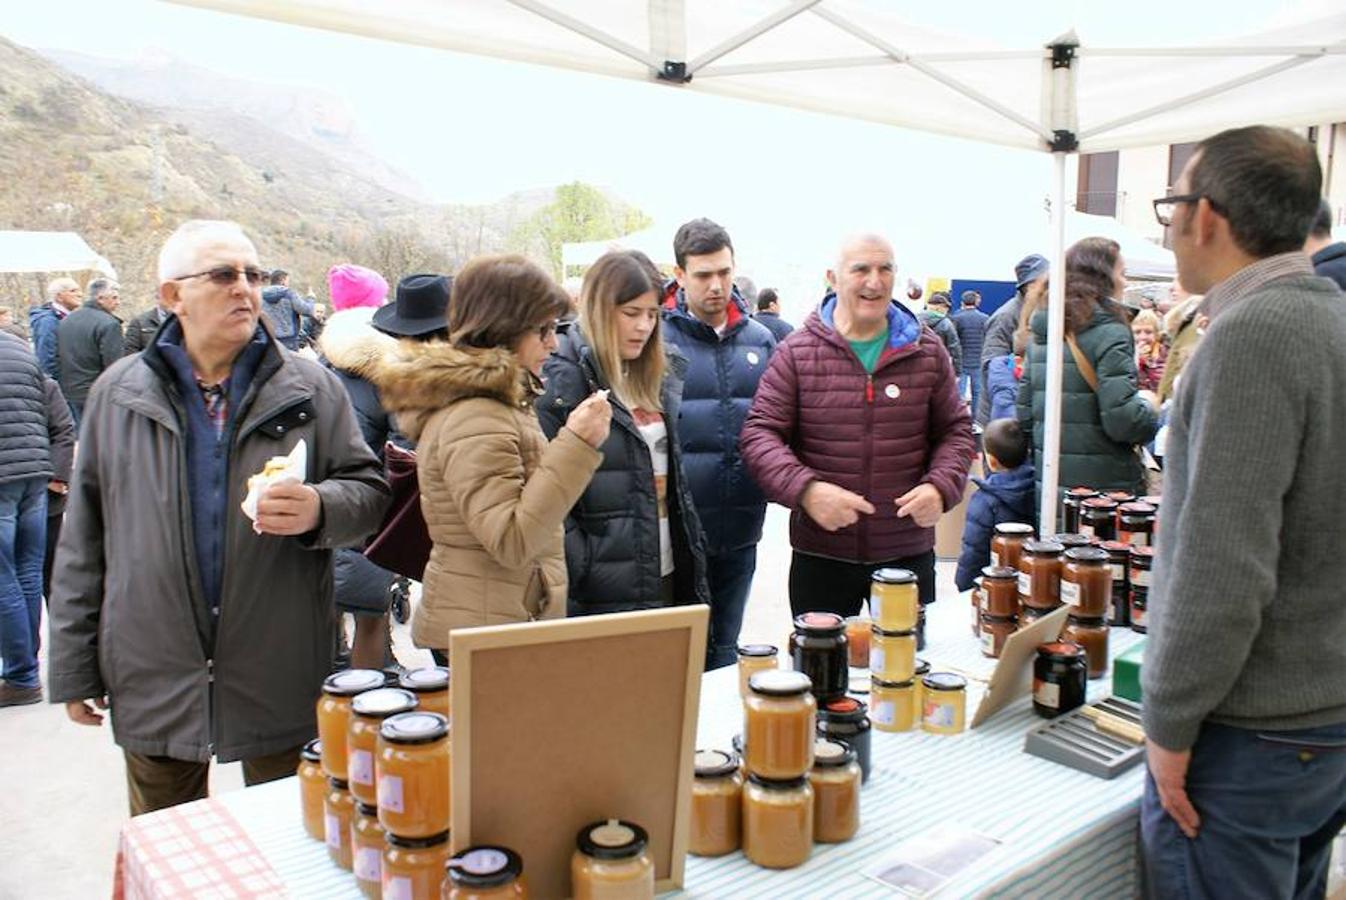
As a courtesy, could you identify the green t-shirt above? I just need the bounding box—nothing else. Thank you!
[848,331,888,373]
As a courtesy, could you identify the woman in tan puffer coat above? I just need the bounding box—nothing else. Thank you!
[372,256,611,662]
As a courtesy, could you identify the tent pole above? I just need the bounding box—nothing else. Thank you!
[1040,152,1068,535]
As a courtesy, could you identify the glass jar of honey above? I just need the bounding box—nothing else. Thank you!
[991,522,1034,570]
[921,673,967,735]
[1079,497,1118,542]
[980,566,1019,617]
[869,677,917,733]
[319,669,386,780]
[1018,540,1064,610]
[1129,545,1153,590]
[1061,547,1110,618]
[352,802,386,898]
[571,820,654,899]
[399,667,450,721]
[868,627,915,683]
[325,777,357,871]
[1130,586,1149,633]
[736,644,778,699]
[816,697,871,783]
[1063,616,1109,679]
[1061,487,1098,534]
[377,712,451,839]
[789,612,849,702]
[744,670,816,780]
[809,740,860,844]
[298,738,325,842]
[1101,540,1131,627]
[843,618,871,668]
[384,831,452,900]
[742,775,814,869]
[690,750,742,857]
[443,846,527,899]
[1117,502,1156,547]
[350,687,418,806]
[1032,641,1088,718]
[870,568,919,632]
[979,614,1017,658]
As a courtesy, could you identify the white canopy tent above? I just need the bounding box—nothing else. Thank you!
[0,231,116,277]
[167,0,1346,529]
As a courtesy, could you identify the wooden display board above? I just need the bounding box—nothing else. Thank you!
[449,606,708,899]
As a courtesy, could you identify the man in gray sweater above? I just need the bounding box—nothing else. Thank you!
[1142,125,1346,899]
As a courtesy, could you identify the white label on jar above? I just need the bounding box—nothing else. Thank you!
[869,645,885,674]
[1017,572,1032,596]
[349,749,374,786]
[980,630,996,655]
[324,813,342,850]
[872,699,896,726]
[383,875,413,900]
[1034,679,1061,709]
[1110,564,1125,582]
[378,774,404,813]
[924,700,955,728]
[1060,580,1081,607]
[1131,568,1150,588]
[993,549,1004,568]
[355,846,381,883]
[1130,533,1149,548]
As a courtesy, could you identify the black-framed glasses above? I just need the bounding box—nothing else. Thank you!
[536,320,560,340]
[172,265,268,286]
[1153,192,1224,227]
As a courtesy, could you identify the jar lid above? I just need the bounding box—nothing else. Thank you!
[820,696,866,720]
[922,672,967,692]
[577,819,648,860]
[736,643,777,658]
[980,613,1017,623]
[398,666,449,693]
[301,738,321,763]
[870,625,916,638]
[1023,539,1064,556]
[387,830,450,849]
[748,669,812,697]
[446,846,524,888]
[355,801,378,817]
[1130,546,1155,561]
[1066,614,1108,626]
[328,777,349,791]
[1066,486,1098,498]
[746,774,810,790]
[793,611,845,634]
[993,522,1034,536]
[914,658,930,677]
[1051,533,1093,548]
[980,565,1017,580]
[1064,546,1109,564]
[322,668,385,697]
[871,567,917,584]
[379,711,448,744]
[1037,641,1086,660]
[693,749,739,778]
[1100,540,1131,556]
[813,739,857,768]
[871,676,915,688]
[1118,502,1157,517]
[1104,491,1136,503]
[1082,497,1119,510]
[351,687,418,719]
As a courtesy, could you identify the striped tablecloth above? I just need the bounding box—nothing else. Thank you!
[209,605,1146,899]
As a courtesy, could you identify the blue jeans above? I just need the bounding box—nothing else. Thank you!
[705,546,759,671]
[1142,720,1346,900]
[0,477,48,688]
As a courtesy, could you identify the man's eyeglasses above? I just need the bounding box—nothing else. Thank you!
[172,265,268,286]
[1152,192,1225,227]
[537,320,560,340]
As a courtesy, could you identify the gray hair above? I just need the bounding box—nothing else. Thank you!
[157,219,254,284]
[46,277,78,301]
[87,278,118,303]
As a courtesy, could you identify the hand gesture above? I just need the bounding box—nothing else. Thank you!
[896,483,944,528]
[255,481,322,535]
[565,390,613,449]
[801,481,875,532]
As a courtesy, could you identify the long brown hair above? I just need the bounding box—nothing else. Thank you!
[1064,237,1124,335]
[448,254,569,350]
[579,250,665,411]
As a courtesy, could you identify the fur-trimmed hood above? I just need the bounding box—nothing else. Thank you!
[317,307,398,378]
[369,341,529,442]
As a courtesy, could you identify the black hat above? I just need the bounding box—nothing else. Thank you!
[372,274,452,337]
[1014,254,1050,289]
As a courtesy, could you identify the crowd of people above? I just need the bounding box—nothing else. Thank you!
[0,123,1344,898]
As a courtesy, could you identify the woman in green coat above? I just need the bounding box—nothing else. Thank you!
[1017,237,1159,508]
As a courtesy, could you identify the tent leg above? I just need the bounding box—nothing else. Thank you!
[1040,152,1069,534]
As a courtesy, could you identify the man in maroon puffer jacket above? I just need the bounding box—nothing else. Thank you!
[740,234,975,637]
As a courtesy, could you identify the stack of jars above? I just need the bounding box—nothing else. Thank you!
[1017,538,1065,624]
[1060,547,1110,678]
[739,669,817,868]
[866,569,922,727]
[978,565,1020,658]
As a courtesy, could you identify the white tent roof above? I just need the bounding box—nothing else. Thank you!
[562,227,673,271]
[168,1,1346,154]
[0,231,116,277]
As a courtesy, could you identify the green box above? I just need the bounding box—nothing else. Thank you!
[1112,639,1145,703]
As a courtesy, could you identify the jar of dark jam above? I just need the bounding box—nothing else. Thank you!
[790,612,849,702]
[980,566,1019,617]
[1061,487,1098,534]
[991,522,1034,570]
[1130,586,1150,633]
[1061,546,1110,618]
[1129,545,1154,591]
[1101,540,1131,627]
[1018,540,1064,610]
[1117,502,1157,547]
[1079,497,1118,542]
[816,697,872,783]
[1033,641,1088,718]
[1063,615,1109,678]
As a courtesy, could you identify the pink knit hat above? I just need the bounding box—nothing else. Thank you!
[327,264,388,311]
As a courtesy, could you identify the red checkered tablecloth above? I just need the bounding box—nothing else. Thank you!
[116,798,287,899]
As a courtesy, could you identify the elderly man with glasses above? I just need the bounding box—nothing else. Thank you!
[47,219,389,816]
[56,277,124,425]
